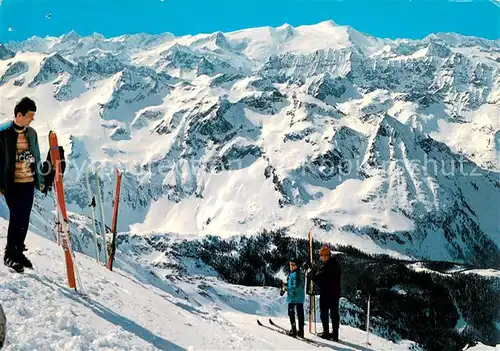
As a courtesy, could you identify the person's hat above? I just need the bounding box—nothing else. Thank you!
[289,258,302,267]
[319,245,331,256]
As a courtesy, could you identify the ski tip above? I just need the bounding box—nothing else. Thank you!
[257,319,263,326]
[48,131,58,143]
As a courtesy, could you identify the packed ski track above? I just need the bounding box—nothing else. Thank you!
[0,219,421,350]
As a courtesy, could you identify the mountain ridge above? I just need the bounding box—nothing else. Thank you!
[0,20,498,267]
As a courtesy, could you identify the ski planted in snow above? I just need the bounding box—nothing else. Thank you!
[307,227,316,334]
[48,131,78,290]
[106,168,122,271]
[256,319,320,347]
[95,165,108,264]
[85,166,100,263]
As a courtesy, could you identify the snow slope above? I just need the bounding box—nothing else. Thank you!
[465,344,500,351]
[0,219,419,350]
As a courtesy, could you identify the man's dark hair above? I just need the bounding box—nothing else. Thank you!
[14,97,36,117]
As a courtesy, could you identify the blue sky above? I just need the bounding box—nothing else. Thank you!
[0,0,498,42]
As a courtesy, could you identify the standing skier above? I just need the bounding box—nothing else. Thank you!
[0,303,5,349]
[0,97,45,273]
[280,258,305,337]
[309,245,341,341]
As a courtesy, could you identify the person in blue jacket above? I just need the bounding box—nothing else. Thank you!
[280,258,305,337]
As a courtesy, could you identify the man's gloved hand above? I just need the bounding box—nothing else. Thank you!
[41,160,53,196]
[41,146,66,196]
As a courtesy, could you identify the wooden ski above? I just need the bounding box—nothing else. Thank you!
[107,168,122,270]
[308,227,315,334]
[48,131,77,290]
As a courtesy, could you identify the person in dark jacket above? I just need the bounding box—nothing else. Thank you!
[0,97,45,273]
[280,258,305,337]
[0,303,5,349]
[310,245,341,341]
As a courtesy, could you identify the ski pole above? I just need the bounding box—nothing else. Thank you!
[95,166,108,264]
[366,294,371,345]
[314,297,317,335]
[85,167,100,263]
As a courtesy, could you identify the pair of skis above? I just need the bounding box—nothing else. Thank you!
[308,228,316,335]
[85,164,122,271]
[257,319,320,347]
[48,131,81,291]
[48,131,122,293]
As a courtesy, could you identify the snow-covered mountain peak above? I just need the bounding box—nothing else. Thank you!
[0,44,14,60]
[426,32,500,50]
[275,23,296,39]
[59,29,81,43]
[189,31,234,51]
[0,21,499,351]
[310,19,339,28]
[0,19,498,266]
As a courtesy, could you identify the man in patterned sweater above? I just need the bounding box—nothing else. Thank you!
[0,97,45,273]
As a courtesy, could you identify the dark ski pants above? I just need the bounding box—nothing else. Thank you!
[4,182,35,255]
[288,303,304,331]
[320,295,339,337]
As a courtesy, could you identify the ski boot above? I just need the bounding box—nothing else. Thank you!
[331,329,339,342]
[4,248,24,273]
[287,324,297,337]
[318,331,331,340]
[297,327,304,338]
[16,245,33,269]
